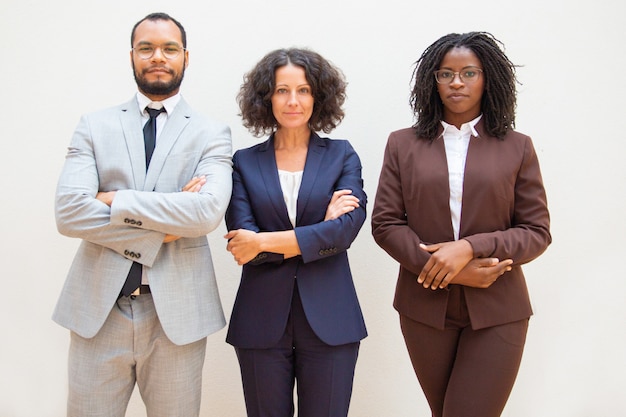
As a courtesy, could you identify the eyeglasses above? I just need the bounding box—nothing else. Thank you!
[132,43,185,60]
[434,67,483,84]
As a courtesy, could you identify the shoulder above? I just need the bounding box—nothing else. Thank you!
[385,127,429,150]
[388,127,421,142]
[313,135,358,153]
[233,137,271,159]
[314,136,364,162]
[496,128,531,141]
[479,124,532,144]
[178,101,230,134]
[81,99,133,120]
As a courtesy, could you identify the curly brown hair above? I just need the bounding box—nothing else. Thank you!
[410,32,518,140]
[237,48,347,137]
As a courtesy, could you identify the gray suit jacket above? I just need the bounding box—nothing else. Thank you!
[53,96,232,345]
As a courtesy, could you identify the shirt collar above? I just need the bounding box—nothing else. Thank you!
[440,114,482,138]
[136,92,181,116]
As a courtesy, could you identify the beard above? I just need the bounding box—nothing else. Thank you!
[133,59,185,97]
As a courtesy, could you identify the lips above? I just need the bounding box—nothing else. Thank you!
[145,67,172,75]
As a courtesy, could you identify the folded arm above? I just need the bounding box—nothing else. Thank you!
[55,115,232,266]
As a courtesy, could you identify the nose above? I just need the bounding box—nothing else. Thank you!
[287,91,298,105]
[150,47,166,62]
[449,72,464,87]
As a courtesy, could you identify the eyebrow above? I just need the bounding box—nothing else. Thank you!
[275,83,310,88]
[134,41,182,46]
[439,65,482,70]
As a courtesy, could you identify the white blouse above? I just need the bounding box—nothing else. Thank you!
[278,169,303,227]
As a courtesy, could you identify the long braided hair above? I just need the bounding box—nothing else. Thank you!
[410,32,518,140]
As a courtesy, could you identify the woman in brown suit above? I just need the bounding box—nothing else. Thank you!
[371,32,551,417]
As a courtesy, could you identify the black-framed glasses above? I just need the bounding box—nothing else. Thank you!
[434,67,483,84]
[132,43,185,60]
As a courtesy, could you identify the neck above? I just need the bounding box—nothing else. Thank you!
[274,127,310,149]
[140,89,179,102]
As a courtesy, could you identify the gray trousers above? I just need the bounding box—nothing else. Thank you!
[67,293,207,417]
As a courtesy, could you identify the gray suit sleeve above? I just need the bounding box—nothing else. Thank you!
[110,122,233,237]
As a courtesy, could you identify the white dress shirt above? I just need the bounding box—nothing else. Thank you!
[440,114,481,241]
[136,91,182,139]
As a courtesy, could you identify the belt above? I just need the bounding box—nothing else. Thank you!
[130,285,151,296]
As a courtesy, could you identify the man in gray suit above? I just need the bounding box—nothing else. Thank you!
[53,12,232,417]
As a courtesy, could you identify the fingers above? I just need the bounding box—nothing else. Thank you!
[224,230,237,240]
[495,259,514,275]
[163,234,181,243]
[325,190,360,220]
[182,176,207,192]
[417,259,446,290]
[331,189,353,201]
[419,243,442,253]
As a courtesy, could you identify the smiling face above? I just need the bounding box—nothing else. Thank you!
[130,18,189,101]
[271,64,314,133]
[437,46,485,128]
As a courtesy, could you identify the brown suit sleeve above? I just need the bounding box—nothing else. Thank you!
[462,134,551,265]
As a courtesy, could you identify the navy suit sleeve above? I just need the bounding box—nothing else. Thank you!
[225,150,285,265]
[295,141,367,264]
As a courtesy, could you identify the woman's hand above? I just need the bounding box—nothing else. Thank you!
[451,258,513,289]
[224,229,262,265]
[418,239,474,290]
[324,189,360,221]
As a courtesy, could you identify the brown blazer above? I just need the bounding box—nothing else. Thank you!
[371,121,551,330]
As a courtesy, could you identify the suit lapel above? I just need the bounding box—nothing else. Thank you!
[119,98,145,190]
[144,98,192,191]
[297,133,326,224]
[257,135,293,229]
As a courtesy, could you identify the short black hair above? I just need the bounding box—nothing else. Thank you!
[410,32,518,139]
[131,12,187,48]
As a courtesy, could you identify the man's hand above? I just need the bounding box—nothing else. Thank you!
[182,175,206,192]
[165,176,207,243]
[96,191,116,207]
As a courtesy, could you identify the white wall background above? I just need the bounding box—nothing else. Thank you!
[1,0,624,416]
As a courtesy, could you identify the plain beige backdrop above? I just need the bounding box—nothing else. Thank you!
[1,0,624,416]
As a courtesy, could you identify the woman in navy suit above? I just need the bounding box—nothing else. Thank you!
[224,48,367,417]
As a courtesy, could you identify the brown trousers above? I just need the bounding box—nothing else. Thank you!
[400,285,528,417]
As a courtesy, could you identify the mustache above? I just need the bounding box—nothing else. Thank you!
[142,66,174,75]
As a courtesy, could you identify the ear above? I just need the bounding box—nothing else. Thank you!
[184,49,189,69]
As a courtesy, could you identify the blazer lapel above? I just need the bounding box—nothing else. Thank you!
[144,98,192,191]
[296,132,326,224]
[257,135,293,229]
[119,98,145,190]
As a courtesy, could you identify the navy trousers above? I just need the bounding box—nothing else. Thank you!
[235,285,360,417]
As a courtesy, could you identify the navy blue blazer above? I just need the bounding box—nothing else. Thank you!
[225,132,368,348]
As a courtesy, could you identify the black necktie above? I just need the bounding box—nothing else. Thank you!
[120,106,166,297]
[143,107,166,169]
